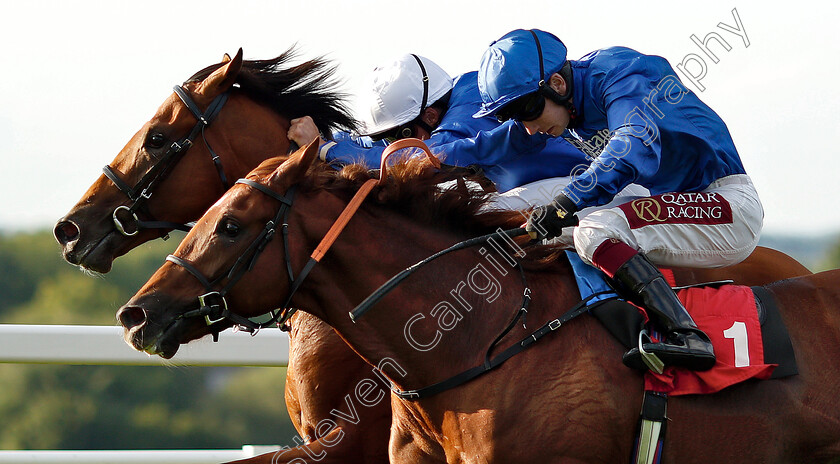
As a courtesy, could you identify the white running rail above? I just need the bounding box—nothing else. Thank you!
[0,325,289,463]
[0,324,289,366]
[0,446,282,463]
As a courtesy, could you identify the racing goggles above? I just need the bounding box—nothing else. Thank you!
[370,124,415,142]
[495,91,546,123]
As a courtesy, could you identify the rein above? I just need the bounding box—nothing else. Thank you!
[167,138,441,334]
[103,85,231,238]
[346,221,617,400]
[350,227,529,321]
[392,290,616,400]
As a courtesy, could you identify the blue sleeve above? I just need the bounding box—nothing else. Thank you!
[323,132,389,168]
[563,62,663,208]
[428,120,551,167]
[324,120,551,171]
[322,127,498,168]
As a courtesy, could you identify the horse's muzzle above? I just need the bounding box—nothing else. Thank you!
[117,305,147,331]
[53,219,80,247]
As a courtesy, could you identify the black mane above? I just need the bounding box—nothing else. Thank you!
[187,48,359,137]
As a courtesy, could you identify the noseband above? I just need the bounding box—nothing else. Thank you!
[103,85,231,238]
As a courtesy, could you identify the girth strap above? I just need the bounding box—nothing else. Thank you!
[632,391,668,464]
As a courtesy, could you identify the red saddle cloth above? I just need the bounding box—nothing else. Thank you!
[643,282,777,396]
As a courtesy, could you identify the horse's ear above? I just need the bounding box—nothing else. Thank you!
[197,48,243,97]
[222,53,232,63]
[267,140,320,189]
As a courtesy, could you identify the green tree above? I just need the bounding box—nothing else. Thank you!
[0,231,71,316]
[4,272,121,324]
[820,236,840,271]
[0,364,295,449]
[0,229,297,451]
[0,230,182,325]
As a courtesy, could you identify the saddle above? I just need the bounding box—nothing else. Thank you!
[566,251,798,394]
[565,250,799,463]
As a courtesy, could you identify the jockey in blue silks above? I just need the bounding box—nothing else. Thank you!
[287,54,591,193]
[474,29,764,372]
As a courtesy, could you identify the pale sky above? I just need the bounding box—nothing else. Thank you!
[2,1,837,236]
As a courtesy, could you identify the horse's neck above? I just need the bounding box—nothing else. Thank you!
[223,94,292,178]
[289,191,581,390]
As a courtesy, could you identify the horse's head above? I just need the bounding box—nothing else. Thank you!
[54,50,247,272]
[55,48,356,273]
[116,141,322,358]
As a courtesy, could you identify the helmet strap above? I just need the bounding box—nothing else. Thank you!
[410,54,430,115]
[531,30,577,126]
[405,53,437,136]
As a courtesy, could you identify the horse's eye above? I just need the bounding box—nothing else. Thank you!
[219,219,240,237]
[146,132,167,149]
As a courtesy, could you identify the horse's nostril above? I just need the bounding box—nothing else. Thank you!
[118,306,147,329]
[54,220,80,245]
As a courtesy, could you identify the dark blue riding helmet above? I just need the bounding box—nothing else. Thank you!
[474,29,568,118]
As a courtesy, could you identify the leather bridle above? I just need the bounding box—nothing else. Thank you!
[103,85,231,237]
[164,138,441,335]
[166,180,298,333]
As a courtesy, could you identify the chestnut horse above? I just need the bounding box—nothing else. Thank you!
[59,50,810,463]
[117,143,840,463]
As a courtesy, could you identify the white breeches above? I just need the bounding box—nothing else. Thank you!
[488,174,763,269]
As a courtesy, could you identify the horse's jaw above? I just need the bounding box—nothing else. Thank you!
[58,226,117,273]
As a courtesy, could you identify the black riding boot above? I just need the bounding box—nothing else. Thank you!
[611,253,716,372]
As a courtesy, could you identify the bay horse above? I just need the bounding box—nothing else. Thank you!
[117,143,840,463]
[54,50,394,463]
[58,50,810,462]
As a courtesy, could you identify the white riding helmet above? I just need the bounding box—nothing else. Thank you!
[358,54,453,137]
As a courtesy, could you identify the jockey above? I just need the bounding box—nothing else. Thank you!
[474,29,764,372]
[287,54,591,193]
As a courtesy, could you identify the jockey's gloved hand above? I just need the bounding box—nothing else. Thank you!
[526,194,579,240]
